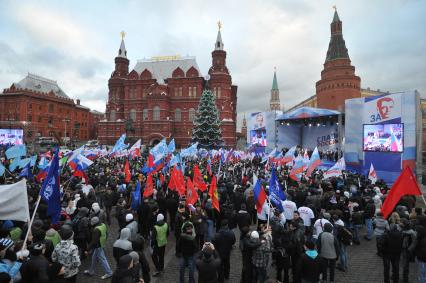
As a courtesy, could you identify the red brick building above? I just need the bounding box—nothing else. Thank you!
[315,10,361,111]
[89,110,104,140]
[0,73,97,143]
[98,28,238,148]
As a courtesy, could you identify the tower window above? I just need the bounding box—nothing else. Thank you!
[217,87,221,98]
[175,108,182,122]
[189,108,196,122]
[143,109,148,120]
[153,106,160,121]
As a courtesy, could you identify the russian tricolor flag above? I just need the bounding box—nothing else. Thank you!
[253,178,267,215]
[306,147,321,177]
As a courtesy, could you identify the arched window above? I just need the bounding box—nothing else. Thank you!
[143,109,148,120]
[217,87,221,98]
[175,108,182,122]
[189,108,196,122]
[130,109,136,121]
[110,110,116,121]
[153,106,160,121]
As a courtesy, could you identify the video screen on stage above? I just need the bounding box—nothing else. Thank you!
[0,129,24,146]
[250,129,267,147]
[363,123,403,152]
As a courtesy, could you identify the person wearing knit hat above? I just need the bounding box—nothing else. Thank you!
[51,225,80,282]
[111,254,134,283]
[195,242,221,283]
[152,212,169,276]
[125,213,138,242]
[84,214,112,279]
[21,243,49,282]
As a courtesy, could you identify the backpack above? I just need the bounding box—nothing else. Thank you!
[337,225,353,246]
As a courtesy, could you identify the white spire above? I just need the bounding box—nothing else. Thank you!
[215,30,224,51]
[118,39,127,58]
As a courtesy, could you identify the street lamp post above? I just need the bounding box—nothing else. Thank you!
[63,118,70,147]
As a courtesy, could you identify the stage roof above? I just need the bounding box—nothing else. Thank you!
[276,107,341,121]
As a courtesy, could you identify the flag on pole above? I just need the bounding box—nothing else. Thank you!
[323,157,346,179]
[181,143,198,158]
[368,163,378,184]
[209,176,220,212]
[124,160,131,184]
[9,158,20,172]
[306,147,321,177]
[381,167,422,218]
[186,177,198,206]
[30,155,38,167]
[253,179,267,214]
[143,174,154,198]
[289,155,304,182]
[302,149,310,171]
[19,162,33,179]
[0,162,5,176]
[192,164,207,192]
[150,139,167,162]
[282,146,296,164]
[269,167,285,212]
[39,150,61,223]
[110,134,127,155]
[0,179,30,222]
[167,138,176,153]
[129,139,141,158]
[5,145,26,160]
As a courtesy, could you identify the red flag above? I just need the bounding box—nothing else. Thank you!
[381,167,422,218]
[168,168,176,191]
[193,165,207,192]
[208,176,220,212]
[175,168,186,196]
[186,177,198,206]
[143,174,154,198]
[148,154,154,167]
[124,160,131,184]
[73,170,89,185]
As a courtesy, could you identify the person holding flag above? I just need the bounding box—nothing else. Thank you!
[39,149,61,224]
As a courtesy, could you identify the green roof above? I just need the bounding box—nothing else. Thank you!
[272,71,279,90]
[333,10,340,22]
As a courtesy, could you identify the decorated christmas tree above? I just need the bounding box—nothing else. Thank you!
[192,88,223,148]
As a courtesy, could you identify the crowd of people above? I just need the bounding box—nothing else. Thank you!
[0,148,425,283]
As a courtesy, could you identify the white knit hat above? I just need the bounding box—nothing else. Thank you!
[250,231,259,239]
[157,213,164,222]
[126,213,133,222]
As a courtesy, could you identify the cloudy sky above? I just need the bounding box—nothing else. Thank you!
[0,0,425,128]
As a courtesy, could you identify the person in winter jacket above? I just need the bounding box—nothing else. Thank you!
[415,218,426,283]
[400,218,416,283]
[51,225,81,283]
[111,254,136,283]
[240,227,261,283]
[236,204,251,233]
[113,228,133,264]
[73,207,90,259]
[251,230,271,283]
[151,213,168,276]
[195,242,221,283]
[317,223,340,283]
[20,243,50,283]
[374,211,390,256]
[176,221,198,283]
[296,240,325,283]
[90,202,107,224]
[0,240,21,282]
[125,214,139,242]
[191,204,207,250]
[212,219,236,282]
[47,262,68,283]
[380,224,403,283]
[84,216,113,279]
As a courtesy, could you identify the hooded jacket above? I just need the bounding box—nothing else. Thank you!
[374,217,390,236]
[196,250,221,283]
[113,228,133,264]
[296,251,325,282]
[51,239,81,278]
[212,225,236,258]
[176,222,198,258]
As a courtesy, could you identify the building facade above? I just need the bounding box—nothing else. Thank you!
[98,28,238,148]
[0,73,98,144]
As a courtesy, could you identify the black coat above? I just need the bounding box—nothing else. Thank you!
[20,255,50,283]
[195,250,221,283]
[296,254,325,282]
[381,229,403,257]
[212,227,236,259]
[236,210,251,231]
[177,233,198,258]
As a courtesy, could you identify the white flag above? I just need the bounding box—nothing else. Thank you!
[0,179,30,222]
[368,163,378,184]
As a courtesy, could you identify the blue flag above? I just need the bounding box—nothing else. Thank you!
[19,158,31,169]
[5,145,26,160]
[181,142,198,158]
[268,167,285,212]
[39,150,61,223]
[168,139,176,153]
[0,162,5,176]
[150,139,167,162]
[9,158,21,172]
[110,134,127,154]
[19,162,33,179]
[30,155,38,167]
[131,181,141,210]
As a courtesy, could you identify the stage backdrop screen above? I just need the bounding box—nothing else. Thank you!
[0,129,24,145]
[363,123,403,152]
[250,129,267,146]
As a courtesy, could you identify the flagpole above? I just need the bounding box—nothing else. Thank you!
[22,195,41,250]
[266,196,272,228]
